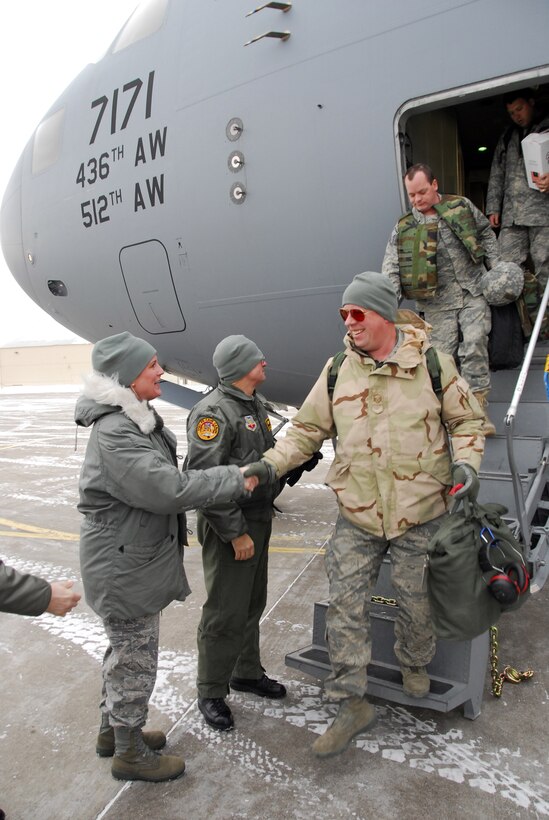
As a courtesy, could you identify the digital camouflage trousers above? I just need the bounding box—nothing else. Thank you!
[499,225,549,292]
[323,513,447,700]
[100,612,160,729]
[421,291,491,393]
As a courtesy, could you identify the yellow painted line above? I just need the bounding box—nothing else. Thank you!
[0,518,328,552]
[271,546,326,555]
[0,531,79,542]
[187,538,326,555]
[0,517,79,542]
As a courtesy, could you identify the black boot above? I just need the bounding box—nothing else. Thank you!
[230,673,286,699]
[197,697,234,731]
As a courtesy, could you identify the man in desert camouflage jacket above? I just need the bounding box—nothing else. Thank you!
[248,271,485,759]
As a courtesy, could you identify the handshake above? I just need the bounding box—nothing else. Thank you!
[242,460,276,488]
[242,452,323,489]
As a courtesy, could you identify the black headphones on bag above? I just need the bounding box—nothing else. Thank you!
[478,526,530,605]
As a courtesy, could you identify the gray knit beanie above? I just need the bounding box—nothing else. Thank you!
[92,331,156,387]
[213,335,264,384]
[341,271,398,322]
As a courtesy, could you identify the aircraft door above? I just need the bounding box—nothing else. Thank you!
[119,239,186,334]
[403,109,464,196]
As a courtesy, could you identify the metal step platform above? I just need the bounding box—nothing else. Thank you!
[285,561,489,720]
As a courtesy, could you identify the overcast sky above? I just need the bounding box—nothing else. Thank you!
[0,0,139,345]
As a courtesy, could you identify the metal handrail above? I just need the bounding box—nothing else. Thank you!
[504,278,549,545]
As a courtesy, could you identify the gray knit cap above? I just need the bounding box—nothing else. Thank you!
[92,331,156,387]
[213,335,264,384]
[341,271,398,322]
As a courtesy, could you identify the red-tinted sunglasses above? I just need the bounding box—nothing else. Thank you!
[339,307,367,322]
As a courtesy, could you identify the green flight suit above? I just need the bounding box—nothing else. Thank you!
[186,383,281,697]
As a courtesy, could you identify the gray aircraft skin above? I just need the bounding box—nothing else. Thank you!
[1,0,549,407]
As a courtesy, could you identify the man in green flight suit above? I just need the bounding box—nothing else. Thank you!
[186,335,287,731]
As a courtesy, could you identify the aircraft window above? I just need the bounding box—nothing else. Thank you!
[47,280,68,297]
[111,0,168,53]
[32,108,65,175]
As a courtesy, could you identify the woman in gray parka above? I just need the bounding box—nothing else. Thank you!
[75,332,258,784]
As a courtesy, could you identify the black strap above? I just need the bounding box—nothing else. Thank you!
[425,346,442,400]
[327,351,347,400]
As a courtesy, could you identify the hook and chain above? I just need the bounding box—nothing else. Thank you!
[489,625,534,697]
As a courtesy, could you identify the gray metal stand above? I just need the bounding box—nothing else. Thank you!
[285,559,489,719]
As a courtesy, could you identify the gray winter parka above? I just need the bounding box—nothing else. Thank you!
[75,373,247,620]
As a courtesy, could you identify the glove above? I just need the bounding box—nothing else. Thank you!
[450,463,479,502]
[284,451,324,487]
[243,460,276,486]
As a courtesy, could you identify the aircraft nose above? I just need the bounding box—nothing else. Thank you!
[0,154,35,300]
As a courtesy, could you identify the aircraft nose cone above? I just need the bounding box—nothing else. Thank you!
[0,154,35,299]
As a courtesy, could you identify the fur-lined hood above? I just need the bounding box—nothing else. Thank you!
[75,371,159,434]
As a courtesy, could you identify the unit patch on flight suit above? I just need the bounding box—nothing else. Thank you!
[196,417,220,441]
[265,417,272,432]
[244,415,257,431]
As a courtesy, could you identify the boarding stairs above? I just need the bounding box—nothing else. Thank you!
[285,287,549,719]
[479,343,549,592]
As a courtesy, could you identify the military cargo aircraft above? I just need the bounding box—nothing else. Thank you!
[1,0,548,725]
[1,0,548,404]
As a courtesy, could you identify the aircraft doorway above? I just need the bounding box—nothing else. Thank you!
[397,77,549,213]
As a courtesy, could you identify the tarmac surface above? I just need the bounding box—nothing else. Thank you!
[0,388,548,820]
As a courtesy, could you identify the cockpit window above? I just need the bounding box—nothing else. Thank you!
[111,0,168,53]
[32,108,65,175]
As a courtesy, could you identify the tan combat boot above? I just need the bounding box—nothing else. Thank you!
[401,665,430,698]
[312,696,376,758]
[111,727,185,782]
[473,390,496,437]
[96,714,167,757]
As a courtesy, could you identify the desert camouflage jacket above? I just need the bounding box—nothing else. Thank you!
[486,113,549,227]
[263,312,485,539]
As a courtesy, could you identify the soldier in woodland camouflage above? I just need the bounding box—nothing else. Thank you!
[249,272,485,758]
[382,163,499,435]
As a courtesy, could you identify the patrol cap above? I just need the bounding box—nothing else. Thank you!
[342,271,398,322]
[213,335,264,384]
[92,331,156,387]
[481,261,524,306]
